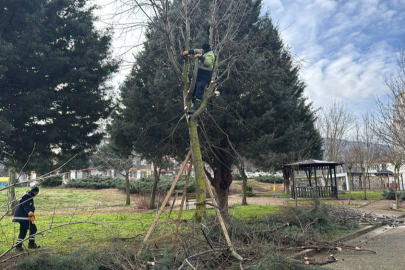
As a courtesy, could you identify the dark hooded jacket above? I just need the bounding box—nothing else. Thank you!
[13,191,36,222]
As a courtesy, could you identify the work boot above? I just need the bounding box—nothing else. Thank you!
[187,100,201,114]
[28,243,41,249]
[28,239,40,249]
[15,238,24,252]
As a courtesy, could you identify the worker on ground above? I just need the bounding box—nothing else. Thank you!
[182,43,215,114]
[13,186,41,251]
[272,182,279,198]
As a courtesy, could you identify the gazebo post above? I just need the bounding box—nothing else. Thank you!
[329,165,333,197]
[291,166,295,199]
[308,166,312,198]
[314,166,318,197]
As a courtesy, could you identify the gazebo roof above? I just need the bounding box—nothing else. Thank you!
[284,159,343,169]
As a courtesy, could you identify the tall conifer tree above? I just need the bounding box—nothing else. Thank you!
[0,0,118,210]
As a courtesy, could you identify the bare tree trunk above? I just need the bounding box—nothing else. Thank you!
[362,169,367,200]
[282,167,290,194]
[7,166,17,215]
[348,169,352,205]
[395,167,399,207]
[149,166,160,209]
[125,173,130,206]
[236,164,248,206]
[189,120,207,222]
[209,150,233,212]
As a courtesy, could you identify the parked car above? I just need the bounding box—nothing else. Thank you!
[246,172,255,178]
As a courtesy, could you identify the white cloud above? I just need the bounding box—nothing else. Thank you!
[263,0,404,116]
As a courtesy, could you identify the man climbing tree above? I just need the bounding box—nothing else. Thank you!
[183,43,215,114]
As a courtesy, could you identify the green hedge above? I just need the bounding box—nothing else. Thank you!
[65,174,197,193]
[40,176,63,187]
[255,175,284,184]
[65,175,120,189]
[382,187,405,200]
[116,175,196,194]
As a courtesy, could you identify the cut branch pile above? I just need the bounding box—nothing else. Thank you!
[328,204,405,227]
[358,212,405,227]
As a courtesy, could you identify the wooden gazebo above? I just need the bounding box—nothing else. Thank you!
[283,159,343,199]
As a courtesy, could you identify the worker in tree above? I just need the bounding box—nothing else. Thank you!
[182,43,215,114]
[13,186,41,251]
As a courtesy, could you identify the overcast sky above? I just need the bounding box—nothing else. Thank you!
[262,0,405,116]
[95,0,405,117]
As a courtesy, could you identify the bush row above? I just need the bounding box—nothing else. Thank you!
[65,175,121,189]
[255,175,284,184]
[116,175,196,194]
[40,176,63,187]
[64,174,196,194]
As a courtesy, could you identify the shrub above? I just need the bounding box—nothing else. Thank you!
[40,176,63,187]
[232,174,242,181]
[382,187,405,200]
[65,175,120,189]
[382,188,396,200]
[255,175,284,184]
[116,174,196,194]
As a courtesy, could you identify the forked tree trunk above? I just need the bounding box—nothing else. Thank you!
[209,152,233,212]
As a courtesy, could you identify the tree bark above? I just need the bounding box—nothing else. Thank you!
[149,166,160,209]
[8,165,17,215]
[238,165,248,206]
[282,167,291,194]
[209,149,233,212]
[188,119,206,222]
[348,168,352,205]
[125,173,130,206]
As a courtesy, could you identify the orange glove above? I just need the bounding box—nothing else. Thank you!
[28,212,35,222]
[182,51,188,56]
[194,54,200,59]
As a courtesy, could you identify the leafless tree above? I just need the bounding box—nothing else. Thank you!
[317,100,356,161]
[341,131,362,204]
[375,143,404,205]
[317,100,355,186]
[95,144,134,205]
[373,38,405,206]
[374,39,405,149]
[356,113,379,200]
[102,0,261,221]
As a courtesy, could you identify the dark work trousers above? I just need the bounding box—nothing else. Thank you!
[16,221,37,247]
[191,80,209,103]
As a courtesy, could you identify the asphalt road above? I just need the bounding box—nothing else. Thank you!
[316,225,405,270]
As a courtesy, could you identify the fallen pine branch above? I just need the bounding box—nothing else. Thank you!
[303,254,337,265]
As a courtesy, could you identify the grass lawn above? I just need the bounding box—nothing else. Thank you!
[0,187,128,212]
[1,187,284,254]
[338,191,384,200]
